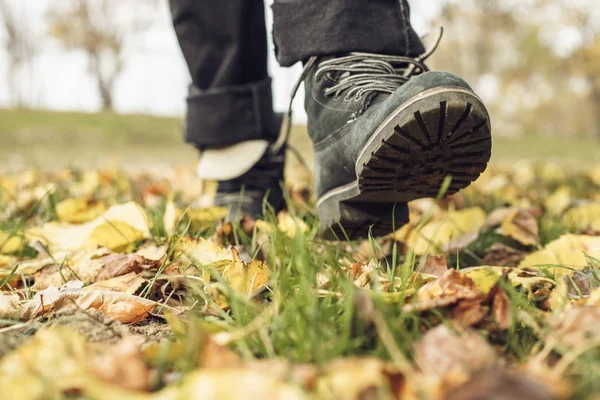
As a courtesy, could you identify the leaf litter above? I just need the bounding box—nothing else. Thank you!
[0,164,599,399]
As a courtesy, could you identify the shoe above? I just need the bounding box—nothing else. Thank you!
[294,34,491,239]
[213,146,285,220]
[197,114,286,220]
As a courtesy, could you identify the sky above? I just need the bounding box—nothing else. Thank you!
[0,1,443,122]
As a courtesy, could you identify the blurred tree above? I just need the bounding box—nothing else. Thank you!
[47,0,157,111]
[430,0,600,138]
[0,0,37,107]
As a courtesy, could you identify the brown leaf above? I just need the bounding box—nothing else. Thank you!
[90,336,151,392]
[86,272,146,294]
[21,287,156,324]
[422,255,449,277]
[317,357,411,400]
[491,286,512,330]
[404,270,483,312]
[498,208,540,246]
[449,299,488,327]
[443,231,479,253]
[199,336,243,369]
[481,242,527,267]
[443,368,558,400]
[414,325,497,381]
[551,305,600,349]
[92,253,145,282]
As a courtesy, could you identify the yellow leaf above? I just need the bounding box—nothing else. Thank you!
[545,187,571,216]
[87,220,145,251]
[187,207,228,231]
[406,207,485,255]
[497,208,539,246]
[0,232,23,254]
[56,198,106,223]
[588,165,600,187]
[163,200,181,236]
[223,248,269,296]
[461,266,555,297]
[563,203,600,232]
[214,248,270,309]
[519,234,600,278]
[278,212,308,237]
[175,237,232,266]
[27,202,150,253]
[0,327,89,400]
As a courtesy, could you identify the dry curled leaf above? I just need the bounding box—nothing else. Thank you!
[404,270,482,312]
[21,285,156,324]
[414,325,497,383]
[497,208,540,246]
[421,255,449,277]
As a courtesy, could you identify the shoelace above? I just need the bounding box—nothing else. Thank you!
[270,27,444,155]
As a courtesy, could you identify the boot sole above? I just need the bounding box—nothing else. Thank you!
[317,87,491,240]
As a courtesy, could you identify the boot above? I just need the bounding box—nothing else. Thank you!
[300,34,491,239]
[197,114,285,220]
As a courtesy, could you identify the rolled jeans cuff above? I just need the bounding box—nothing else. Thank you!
[272,0,425,67]
[184,78,277,148]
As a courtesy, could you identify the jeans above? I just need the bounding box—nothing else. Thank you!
[169,0,424,149]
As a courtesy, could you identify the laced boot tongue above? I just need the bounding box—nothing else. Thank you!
[270,28,444,154]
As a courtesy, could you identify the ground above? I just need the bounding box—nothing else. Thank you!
[0,109,599,399]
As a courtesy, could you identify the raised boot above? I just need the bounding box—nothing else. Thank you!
[300,35,492,239]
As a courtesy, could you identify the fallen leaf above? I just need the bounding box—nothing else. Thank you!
[405,270,482,312]
[563,202,600,232]
[519,234,600,278]
[0,292,20,319]
[491,285,512,329]
[317,357,411,400]
[414,325,497,382]
[56,198,107,223]
[0,232,23,254]
[497,208,540,246]
[421,255,448,277]
[481,242,527,267]
[86,272,146,294]
[405,208,486,255]
[27,202,151,253]
[461,266,555,297]
[218,247,269,307]
[90,335,151,392]
[21,285,157,324]
[175,236,232,266]
[551,305,600,349]
[443,368,561,400]
[545,186,572,216]
[0,327,89,400]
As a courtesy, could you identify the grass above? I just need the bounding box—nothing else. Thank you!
[1,108,600,398]
[1,108,599,172]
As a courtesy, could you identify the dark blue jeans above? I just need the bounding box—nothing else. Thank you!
[169,0,424,149]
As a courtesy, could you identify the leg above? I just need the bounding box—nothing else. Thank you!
[170,0,285,217]
[272,0,425,66]
[170,0,279,148]
[272,0,492,239]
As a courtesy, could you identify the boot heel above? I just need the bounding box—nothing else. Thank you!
[318,199,409,240]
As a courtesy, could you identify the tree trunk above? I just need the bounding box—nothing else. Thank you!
[89,50,114,112]
[588,78,600,139]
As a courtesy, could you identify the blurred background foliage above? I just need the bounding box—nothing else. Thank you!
[0,0,598,170]
[430,0,600,138]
